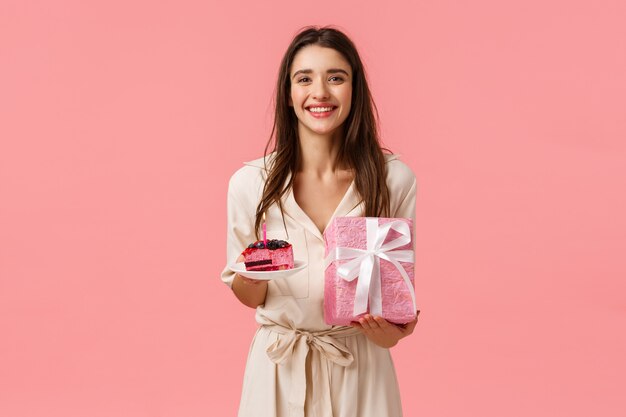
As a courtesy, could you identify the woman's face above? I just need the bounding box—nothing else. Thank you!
[288,45,352,138]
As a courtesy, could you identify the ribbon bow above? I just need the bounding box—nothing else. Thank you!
[324,218,416,316]
[265,325,360,417]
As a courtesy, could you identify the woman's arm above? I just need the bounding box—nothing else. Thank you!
[231,275,268,308]
[350,162,420,347]
[221,169,268,308]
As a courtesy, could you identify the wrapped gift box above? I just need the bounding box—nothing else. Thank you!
[323,217,417,325]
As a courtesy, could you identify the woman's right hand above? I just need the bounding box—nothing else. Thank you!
[238,274,265,285]
[231,254,268,308]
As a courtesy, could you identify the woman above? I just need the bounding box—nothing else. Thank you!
[221,25,419,417]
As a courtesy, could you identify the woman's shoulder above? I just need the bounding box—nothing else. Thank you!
[242,152,276,170]
[228,153,275,187]
[384,154,417,217]
[384,153,416,188]
[226,153,280,210]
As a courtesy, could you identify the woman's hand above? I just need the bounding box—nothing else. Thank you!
[234,254,265,285]
[349,310,420,348]
[238,274,265,286]
[231,254,268,308]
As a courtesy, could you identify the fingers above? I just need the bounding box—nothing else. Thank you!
[373,316,391,329]
[349,321,363,330]
[399,312,420,335]
[350,315,406,348]
[358,315,390,331]
[361,314,381,330]
[358,316,372,330]
[402,320,417,335]
[351,313,418,337]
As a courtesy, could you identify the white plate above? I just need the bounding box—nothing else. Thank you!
[228,260,307,280]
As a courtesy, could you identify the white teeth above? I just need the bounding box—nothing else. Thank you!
[308,107,334,112]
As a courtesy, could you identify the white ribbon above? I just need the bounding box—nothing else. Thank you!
[324,218,416,317]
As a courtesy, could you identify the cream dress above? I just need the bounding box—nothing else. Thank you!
[221,153,417,417]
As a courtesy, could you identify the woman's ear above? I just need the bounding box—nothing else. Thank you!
[288,97,293,107]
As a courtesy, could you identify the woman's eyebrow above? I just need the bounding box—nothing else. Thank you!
[291,68,350,79]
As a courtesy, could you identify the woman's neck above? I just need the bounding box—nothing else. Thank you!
[296,127,347,177]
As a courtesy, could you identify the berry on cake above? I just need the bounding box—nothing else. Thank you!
[242,239,294,271]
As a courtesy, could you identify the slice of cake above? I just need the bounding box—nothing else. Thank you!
[242,239,294,271]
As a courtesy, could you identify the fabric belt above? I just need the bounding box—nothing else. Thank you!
[263,324,362,417]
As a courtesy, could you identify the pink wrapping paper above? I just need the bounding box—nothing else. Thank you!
[323,217,416,325]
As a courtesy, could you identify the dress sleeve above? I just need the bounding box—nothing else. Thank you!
[391,161,417,247]
[395,176,417,225]
[391,165,419,312]
[220,173,257,288]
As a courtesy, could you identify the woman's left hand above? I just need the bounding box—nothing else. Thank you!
[349,311,420,348]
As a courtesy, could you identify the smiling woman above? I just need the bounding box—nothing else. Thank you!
[220,25,418,417]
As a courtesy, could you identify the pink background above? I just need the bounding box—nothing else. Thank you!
[1,1,625,416]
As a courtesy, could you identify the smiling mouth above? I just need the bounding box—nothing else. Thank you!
[306,106,337,115]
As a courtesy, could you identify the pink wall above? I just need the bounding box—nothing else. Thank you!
[1,1,625,416]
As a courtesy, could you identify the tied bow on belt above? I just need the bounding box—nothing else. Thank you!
[264,324,361,417]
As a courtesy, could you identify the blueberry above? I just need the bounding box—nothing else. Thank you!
[248,243,255,248]
[278,241,287,248]
[255,241,265,249]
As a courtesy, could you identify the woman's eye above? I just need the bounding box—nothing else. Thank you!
[297,76,344,83]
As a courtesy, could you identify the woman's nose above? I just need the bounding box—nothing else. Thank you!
[312,79,330,99]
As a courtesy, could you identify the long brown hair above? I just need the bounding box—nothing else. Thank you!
[254,25,391,237]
